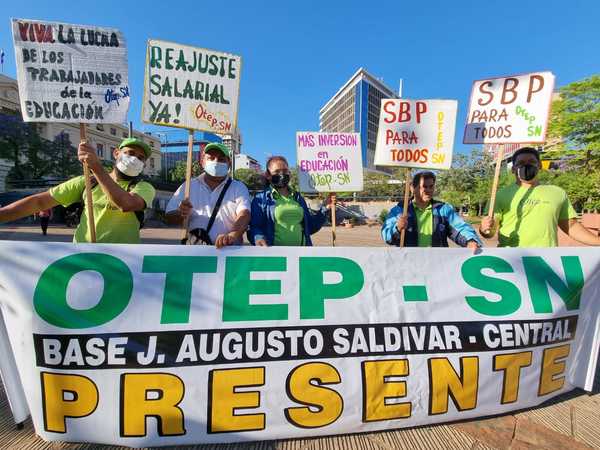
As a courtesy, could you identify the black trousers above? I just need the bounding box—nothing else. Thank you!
[40,217,49,235]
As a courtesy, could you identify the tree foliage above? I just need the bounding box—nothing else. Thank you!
[0,113,81,183]
[168,160,202,183]
[234,168,265,191]
[547,75,600,173]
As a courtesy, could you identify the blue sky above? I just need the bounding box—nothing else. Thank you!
[2,1,599,167]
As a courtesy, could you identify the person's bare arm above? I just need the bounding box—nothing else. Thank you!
[559,219,600,246]
[78,143,145,212]
[215,209,251,248]
[0,192,58,223]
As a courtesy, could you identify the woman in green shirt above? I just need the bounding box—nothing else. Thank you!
[249,156,329,246]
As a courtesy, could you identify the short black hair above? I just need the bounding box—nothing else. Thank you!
[265,156,289,174]
[512,147,540,165]
[412,171,436,188]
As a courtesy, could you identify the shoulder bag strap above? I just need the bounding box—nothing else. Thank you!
[206,178,233,235]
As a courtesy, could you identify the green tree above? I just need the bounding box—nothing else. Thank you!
[436,149,497,214]
[235,168,265,191]
[360,172,399,199]
[51,133,82,179]
[168,160,202,183]
[547,75,600,172]
[0,113,82,183]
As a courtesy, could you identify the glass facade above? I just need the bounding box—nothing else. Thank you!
[319,69,397,169]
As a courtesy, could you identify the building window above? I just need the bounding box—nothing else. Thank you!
[96,124,104,131]
[149,158,155,169]
[123,132,128,138]
[150,141,154,147]
[110,128,116,136]
[110,146,116,160]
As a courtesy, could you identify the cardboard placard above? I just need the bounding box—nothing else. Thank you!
[142,39,241,133]
[297,132,363,193]
[11,18,129,123]
[464,71,555,144]
[374,99,457,170]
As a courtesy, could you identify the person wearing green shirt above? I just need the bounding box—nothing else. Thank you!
[382,171,482,250]
[0,137,155,244]
[480,147,600,247]
[249,156,331,246]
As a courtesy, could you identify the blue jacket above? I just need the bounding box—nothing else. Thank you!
[381,200,482,247]
[249,188,326,246]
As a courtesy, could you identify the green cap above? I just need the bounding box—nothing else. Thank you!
[204,142,230,158]
[119,138,152,158]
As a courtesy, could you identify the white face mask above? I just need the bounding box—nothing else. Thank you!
[204,160,229,177]
[116,153,144,177]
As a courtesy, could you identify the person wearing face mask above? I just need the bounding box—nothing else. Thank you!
[480,147,600,247]
[0,137,155,243]
[165,143,251,248]
[382,171,481,249]
[248,156,330,247]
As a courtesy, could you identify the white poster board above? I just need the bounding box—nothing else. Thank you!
[142,39,241,133]
[297,132,363,193]
[1,243,599,446]
[374,99,457,169]
[11,18,129,123]
[464,71,555,144]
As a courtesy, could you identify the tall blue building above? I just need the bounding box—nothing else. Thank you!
[319,68,399,170]
[160,131,223,174]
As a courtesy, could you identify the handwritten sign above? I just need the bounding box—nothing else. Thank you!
[297,132,363,193]
[464,72,555,144]
[11,18,129,123]
[142,39,241,133]
[374,99,457,169]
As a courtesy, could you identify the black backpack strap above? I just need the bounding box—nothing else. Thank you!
[78,176,99,205]
[206,178,233,235]
[80,176,145,228]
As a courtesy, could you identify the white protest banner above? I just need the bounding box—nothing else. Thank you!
[1,243,599,447]
[11,18,129,123]
[297,132,363,193]
[374,99,457,169]
[142,39,241,133]
[464,71,555,144]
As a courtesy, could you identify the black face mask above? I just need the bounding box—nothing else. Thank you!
[517,164,538,181]
[270,173,290,188]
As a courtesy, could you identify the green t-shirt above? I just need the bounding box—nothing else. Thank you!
[492,183,577,247]
[414,203,433,247]
[49,175,156,244]
[272,188,304,246]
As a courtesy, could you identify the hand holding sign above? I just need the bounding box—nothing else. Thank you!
[464,72,555,235]
[12,18,130,242]
[297,132,363,246]
[374,99,457,247]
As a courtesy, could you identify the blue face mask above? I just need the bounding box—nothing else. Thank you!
[204,160,229,177]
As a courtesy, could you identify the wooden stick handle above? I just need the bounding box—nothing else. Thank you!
[80,124,96,243]
[331,193,336,247]
[181,130,194,243]
[399,168,411,247]
[487,145,505,219]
